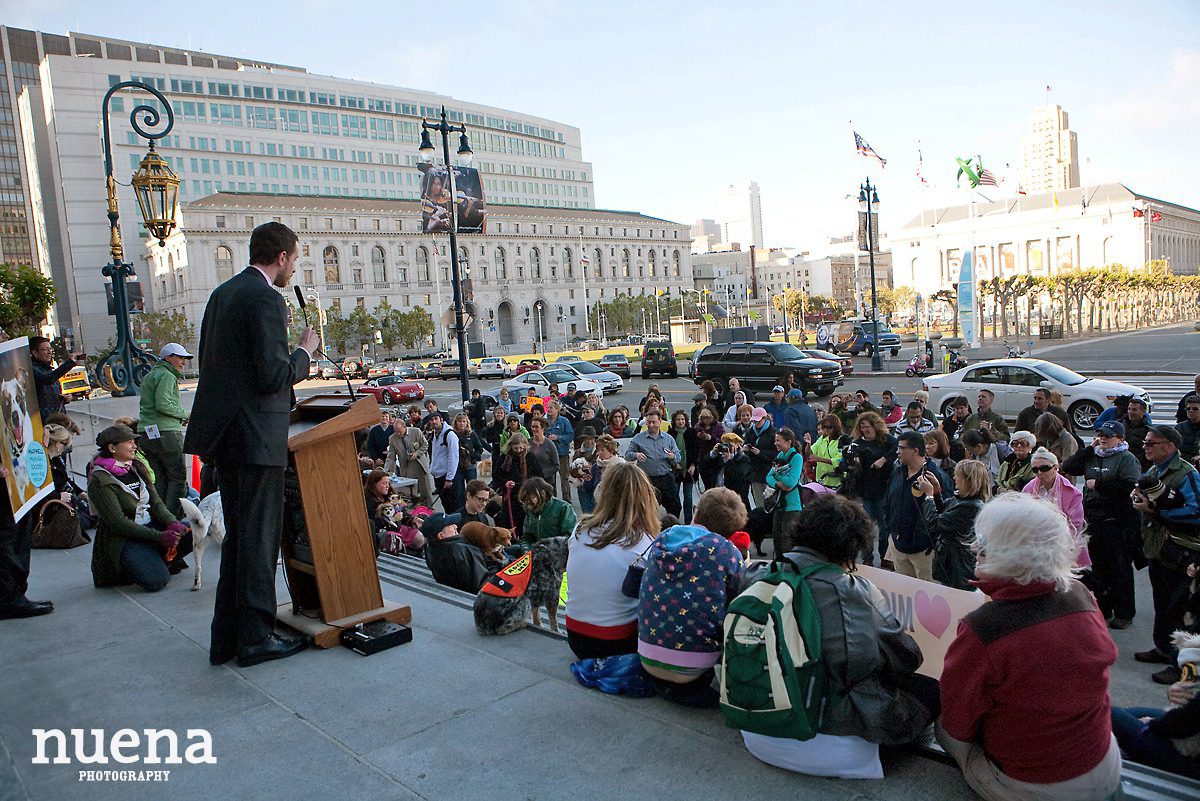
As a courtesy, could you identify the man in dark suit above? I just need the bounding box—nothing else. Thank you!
[185,222,317,667]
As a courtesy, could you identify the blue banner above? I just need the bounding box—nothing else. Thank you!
[957,250,975,343]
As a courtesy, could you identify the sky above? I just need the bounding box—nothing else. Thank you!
[4,0,1198,250]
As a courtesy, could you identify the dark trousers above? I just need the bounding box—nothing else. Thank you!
[772,509,801,557]
[140,431,188,518]
[648,670,719,708]
[567,629,637,660]
[1112,707,1200,779]
[212,459,285,651]
[435,475,462,513]
[647,473,682,518]
[1086,520,1137,621]
[119,540,171,592]
[860,495,887,564]
[0,519,30,605]
[1149,558,1191,655]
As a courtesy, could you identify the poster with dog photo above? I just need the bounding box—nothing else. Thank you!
[0,338,53,521]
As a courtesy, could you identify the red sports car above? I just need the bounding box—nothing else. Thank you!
[514,358,542,376]
[355,375,425,405]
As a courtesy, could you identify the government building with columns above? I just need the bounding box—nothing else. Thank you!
[165,193,693,355]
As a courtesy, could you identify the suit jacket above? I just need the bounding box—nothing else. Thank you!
[384,428,430,474]
[183,267,310,466]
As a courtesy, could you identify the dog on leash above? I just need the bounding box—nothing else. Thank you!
[1,368,34,497]
[178,493,225,591]
[473,536,569,635]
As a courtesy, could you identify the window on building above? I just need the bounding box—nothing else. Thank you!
[417,246,431,281]
[495,247,507,280]
[563,248,573,279]
[353,267,363,284]
[304,269,314,285]
[372,246,386,282]
[621,249,631,278]
[215,215,226,229]
[648,250,656,277]
[323,246,341,284]
[531,248,542,279]
[215,245,234,283]
[673,250,682,277]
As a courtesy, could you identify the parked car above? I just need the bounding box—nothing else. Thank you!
[692,341,842,397]
[390,364,419,380]
[827,317,901,357]
[515,358,543,376]
[597,353,631,379]
[555,355,585,365]
[922,358,1151,430]
[354,375,425,406]
[799,348,854,376]
[640,340,678,379]
[340,356,375,379]
[448,385,536,417]
[475,356,515,379]
[439,358,463,380]
[550,359,624,394]
[423,361,443,380]
[58,366,91,401]
[313,359,341,380]
[503,368,602,397]
[366,361,393,379]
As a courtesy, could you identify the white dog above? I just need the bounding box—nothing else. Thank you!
[1,369,34,497]
[178,493,225,591]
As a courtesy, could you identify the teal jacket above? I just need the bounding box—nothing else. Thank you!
[138,361,188,433]
[522,496,577,545]
[765,446,805,511]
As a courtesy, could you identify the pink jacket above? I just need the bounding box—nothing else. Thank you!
[1022,472,1090,567]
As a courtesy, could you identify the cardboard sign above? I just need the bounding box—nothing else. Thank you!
[856,565,986,679]
[0,338,55,521]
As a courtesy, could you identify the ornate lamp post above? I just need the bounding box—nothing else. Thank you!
[419,107,473,404]
[97,81,180,396]
[858,178,882,372]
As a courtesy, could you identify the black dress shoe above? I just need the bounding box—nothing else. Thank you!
[1135,648,1171,664]
[168,559,190,575]
[236,633,307,667]
[1153,666,1183,685]
[0,598,54,619]
[1108,617,1132,630]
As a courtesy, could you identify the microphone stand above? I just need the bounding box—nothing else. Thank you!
[295,286,355,402]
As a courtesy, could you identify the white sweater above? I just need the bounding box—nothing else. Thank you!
[565,524,656,637]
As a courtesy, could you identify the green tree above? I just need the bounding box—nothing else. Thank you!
[346,305,376,352]
[930,288,958,336]
[136,309,196,356]
[892,286,918,320]
[323,305,350,355]
[374,299,401,351]
[0,263,57,336]
[395,308,434,348]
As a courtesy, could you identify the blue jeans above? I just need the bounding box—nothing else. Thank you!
[1112,706,1200,779]
[578,484,596,515]
[680,479,694,523]
[859,495,887,564]
[119,540,170,593]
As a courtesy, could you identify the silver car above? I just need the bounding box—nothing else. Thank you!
[922,358,1151,430]
[550,360,624,394]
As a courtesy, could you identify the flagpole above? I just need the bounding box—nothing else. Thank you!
[579,227,590,337]
[431,241,446,352]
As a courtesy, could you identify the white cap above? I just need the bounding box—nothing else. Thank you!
[159,343,193,359]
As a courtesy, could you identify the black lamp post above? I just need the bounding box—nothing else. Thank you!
[858,178,882,373]
[419,106,473,404]
[97,81,180,396]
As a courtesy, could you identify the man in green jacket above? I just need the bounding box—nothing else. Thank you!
[139,343,192,516]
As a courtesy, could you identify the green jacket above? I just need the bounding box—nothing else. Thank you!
[522,496,577,546]
[1141,453,1200,564]
[88,461,178,587]
[138,361,188,433]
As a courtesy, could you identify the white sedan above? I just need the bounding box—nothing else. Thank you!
[922,358,1151,430]
[474,356,515,379]
[503,367,603,397]
[549,359,624,394]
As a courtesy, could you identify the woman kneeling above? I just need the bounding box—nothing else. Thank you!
[938,492,1121,801]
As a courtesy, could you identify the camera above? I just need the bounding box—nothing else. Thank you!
[717,443,731,455]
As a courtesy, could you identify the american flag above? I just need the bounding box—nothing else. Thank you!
[978,167,999,187]
[854,132,886,168]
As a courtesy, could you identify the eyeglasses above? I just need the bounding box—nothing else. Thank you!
[472,494,490,502]
[1144,439,1168,449]
[1033,464,1056,473]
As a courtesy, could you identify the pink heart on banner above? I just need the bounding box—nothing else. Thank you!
[914,590,952,639]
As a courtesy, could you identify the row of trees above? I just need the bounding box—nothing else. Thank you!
[287,299,435,357]
[930,262,1200,338]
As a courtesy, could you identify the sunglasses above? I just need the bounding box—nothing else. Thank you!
[1144,440,1167,448]
[1033,464,1056,473]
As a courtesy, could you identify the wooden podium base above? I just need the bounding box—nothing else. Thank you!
[276,601,412,649]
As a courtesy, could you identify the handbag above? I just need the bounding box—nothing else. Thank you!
[621,541,656,598]
[31,498,90,549]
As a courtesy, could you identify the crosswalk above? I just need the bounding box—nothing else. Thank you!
[1105,376,1197,419]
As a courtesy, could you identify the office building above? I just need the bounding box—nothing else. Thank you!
[719,182,763,250]
[1021,104,1080,193]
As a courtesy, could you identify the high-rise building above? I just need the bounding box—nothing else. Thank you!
[719,182,763,250]
[17,29,596,351]
[1021,105,1080,193]
[689,218,722,254]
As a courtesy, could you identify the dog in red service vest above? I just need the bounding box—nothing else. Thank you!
[472,537,568,635]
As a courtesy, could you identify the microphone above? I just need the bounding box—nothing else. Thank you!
[294,286,354,401]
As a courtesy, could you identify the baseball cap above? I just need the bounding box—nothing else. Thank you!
[96,424,137,450]
[159,342,193,359]
[692,393,706,402]
[772,385,785,393]
[420,512,463,541]
[1147,425,1182,447]
[1097,420,1126,438]
[786,389,805,400]
[751,407,768,423]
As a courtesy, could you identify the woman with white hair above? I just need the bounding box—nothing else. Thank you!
[996,431,1036,493]
[937,493,1121,801]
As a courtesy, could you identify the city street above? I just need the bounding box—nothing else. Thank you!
[294,322,1200,420]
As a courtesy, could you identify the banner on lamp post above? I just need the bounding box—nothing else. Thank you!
[417,164,487,234]
[957,250,976,345]
[857,211,879,251]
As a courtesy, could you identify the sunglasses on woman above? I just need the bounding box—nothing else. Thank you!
[1033,464,1056,473]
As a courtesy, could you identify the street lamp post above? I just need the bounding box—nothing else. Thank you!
[859,178,883,373]
[97,81,180,396]
[305,288,327,354]
[419,106,473,403]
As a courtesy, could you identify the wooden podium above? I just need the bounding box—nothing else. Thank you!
[276,393,411,647]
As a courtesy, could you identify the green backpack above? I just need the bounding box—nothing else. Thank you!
[719,558,841,740]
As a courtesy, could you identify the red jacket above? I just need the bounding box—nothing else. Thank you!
[939,578,1116,784]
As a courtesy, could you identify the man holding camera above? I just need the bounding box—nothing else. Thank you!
[882,431,949,580]
[30,336,84,421]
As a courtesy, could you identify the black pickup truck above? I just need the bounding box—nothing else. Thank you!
[692,341,843,397]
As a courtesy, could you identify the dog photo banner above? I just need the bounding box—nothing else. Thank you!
[856,565,985,679]
[0,338,54,521]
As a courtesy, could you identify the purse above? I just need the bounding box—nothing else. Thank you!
[621,542,656,598]
[31,498,90,549]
